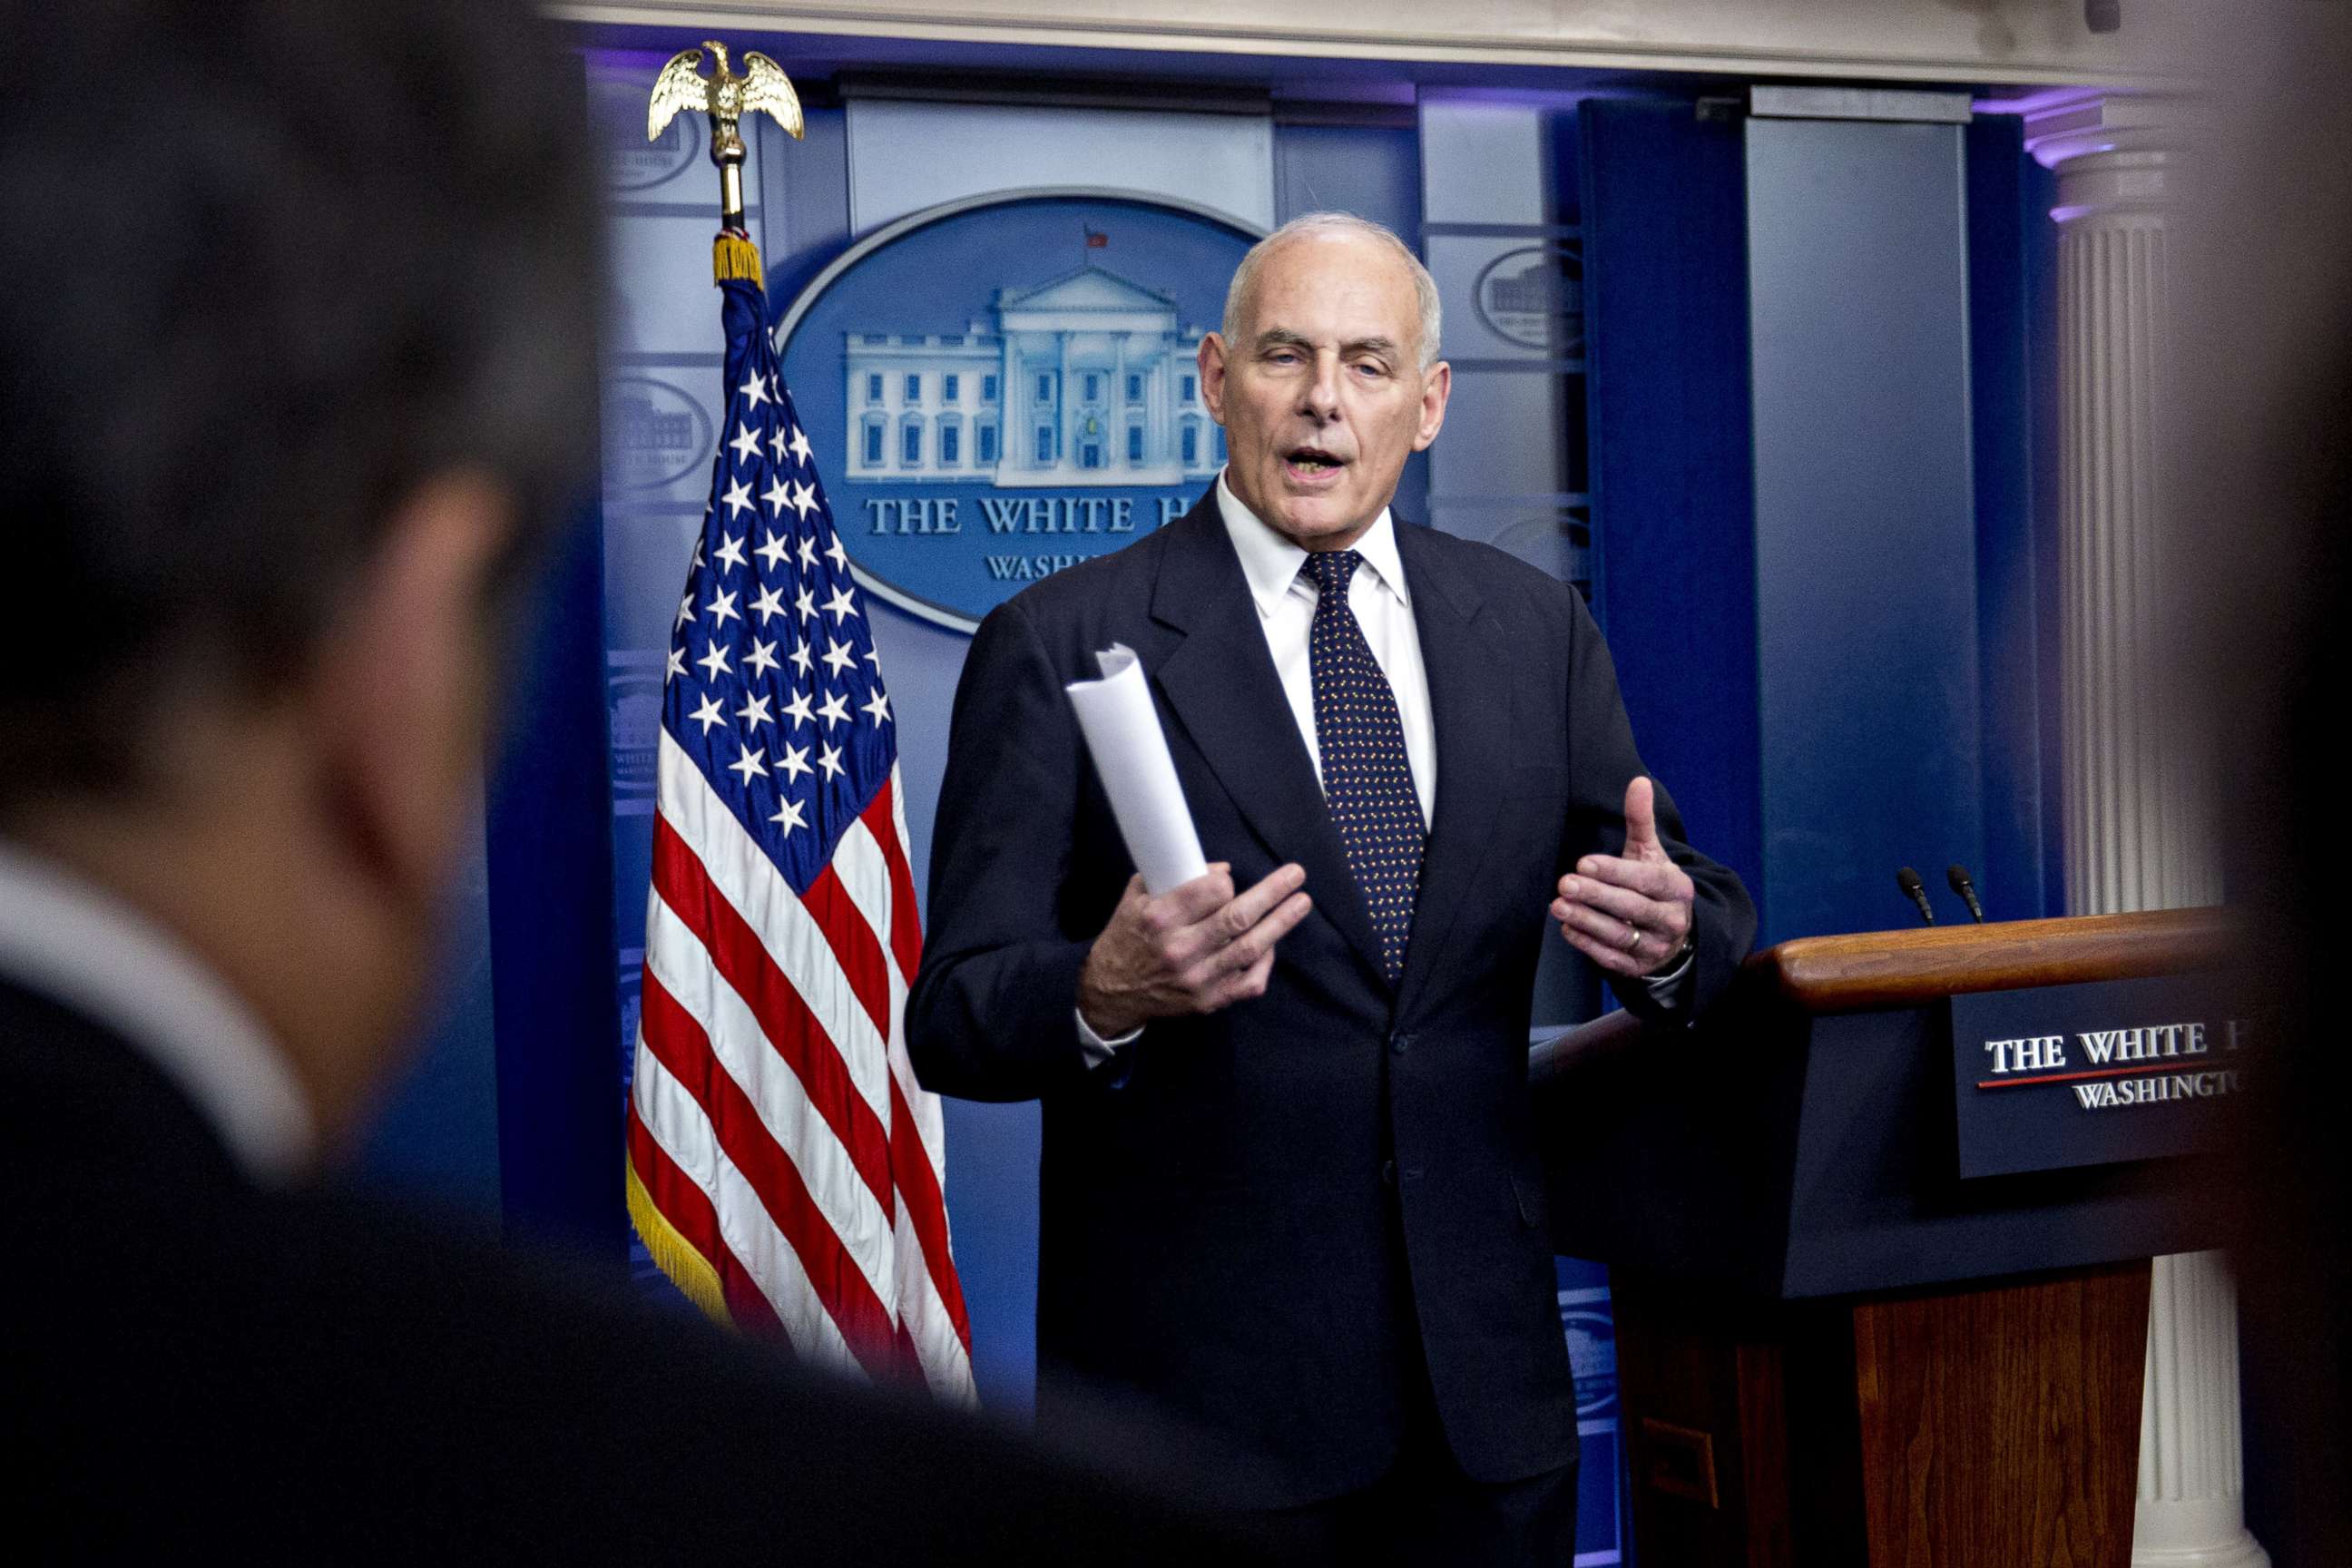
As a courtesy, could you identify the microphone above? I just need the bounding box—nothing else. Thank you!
[1946,864,1986,924]
[1896,867,1936,926]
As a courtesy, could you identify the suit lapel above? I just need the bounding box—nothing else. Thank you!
[1394,521,1513,1019]
[1148,496,1388,986]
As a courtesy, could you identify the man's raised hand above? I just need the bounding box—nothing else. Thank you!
[1078,864,1312,1038]
[1549,777,1696,978]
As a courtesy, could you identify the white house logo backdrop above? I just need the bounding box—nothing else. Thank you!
[775,192,1259,632]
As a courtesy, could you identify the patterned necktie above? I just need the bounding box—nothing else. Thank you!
[1302,548,1426,985]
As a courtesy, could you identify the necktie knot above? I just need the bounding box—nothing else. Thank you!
[1301,548,1363,601]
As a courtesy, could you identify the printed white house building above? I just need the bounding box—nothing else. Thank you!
[842,263,1226,488]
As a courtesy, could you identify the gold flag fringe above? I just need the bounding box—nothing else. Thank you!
[713,231,765,286]
[626,1157,735,1328]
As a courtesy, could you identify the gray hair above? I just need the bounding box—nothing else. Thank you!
[1220,211,1443,370]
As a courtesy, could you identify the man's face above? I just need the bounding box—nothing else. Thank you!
[1200,230,1450,550]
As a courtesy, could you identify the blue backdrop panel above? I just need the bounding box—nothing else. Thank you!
[1417,95,1600,1031]
[1965,114,2058,925]
[487,511,627,1252]
[1576,97,1763,919]
[1746,116,1984,944]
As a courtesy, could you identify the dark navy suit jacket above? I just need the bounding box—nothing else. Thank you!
[907,491,1756,1505]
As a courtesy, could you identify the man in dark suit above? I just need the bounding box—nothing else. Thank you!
[0,4,1271,1558]
[908,212,1757,1560]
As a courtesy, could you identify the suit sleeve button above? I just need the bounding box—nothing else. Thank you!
[1388,1032,1414,1058]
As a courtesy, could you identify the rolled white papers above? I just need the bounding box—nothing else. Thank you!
[1064,644,1208,895]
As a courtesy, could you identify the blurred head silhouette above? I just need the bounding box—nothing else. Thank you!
[0,0,600,1145]
[2168,5,2352,1560]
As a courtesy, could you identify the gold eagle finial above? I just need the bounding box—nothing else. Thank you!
[648,41,804,230]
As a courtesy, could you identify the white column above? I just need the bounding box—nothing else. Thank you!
[2026,93,2267,1568]
[1113,334,1130,468]
[1057,329,1073,473]
[1000,333,1021,471]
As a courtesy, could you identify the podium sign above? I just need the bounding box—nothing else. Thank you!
[1949,971,2254,1179]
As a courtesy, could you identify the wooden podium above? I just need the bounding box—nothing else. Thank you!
[1533,910,2242,1568]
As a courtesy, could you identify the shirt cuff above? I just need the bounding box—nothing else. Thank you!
[1638,942,1698,1014]
[1075,1007,1143,1068]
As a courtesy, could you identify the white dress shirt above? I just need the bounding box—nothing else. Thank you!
[1077,472,1688,1058]
[1213,474,1437,826]
[0,841,316,1181]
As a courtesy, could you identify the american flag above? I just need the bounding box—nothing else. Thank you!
[625,269,975,1403]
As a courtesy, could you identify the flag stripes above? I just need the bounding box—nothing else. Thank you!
[651,808,894,1209]
[642,902,895,1295]
[638,972,900,1375]
[624,1102,731,1314]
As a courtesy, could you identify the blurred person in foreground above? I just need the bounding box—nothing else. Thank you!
[2171,3,2352,1561]
[0,3,1263,1559]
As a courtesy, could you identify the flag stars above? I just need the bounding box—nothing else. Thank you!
[670,331,912,976]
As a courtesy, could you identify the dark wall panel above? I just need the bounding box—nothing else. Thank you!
[488,511,627,1254]
[1578,98,1764,921]
[1965,114,2055,924]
